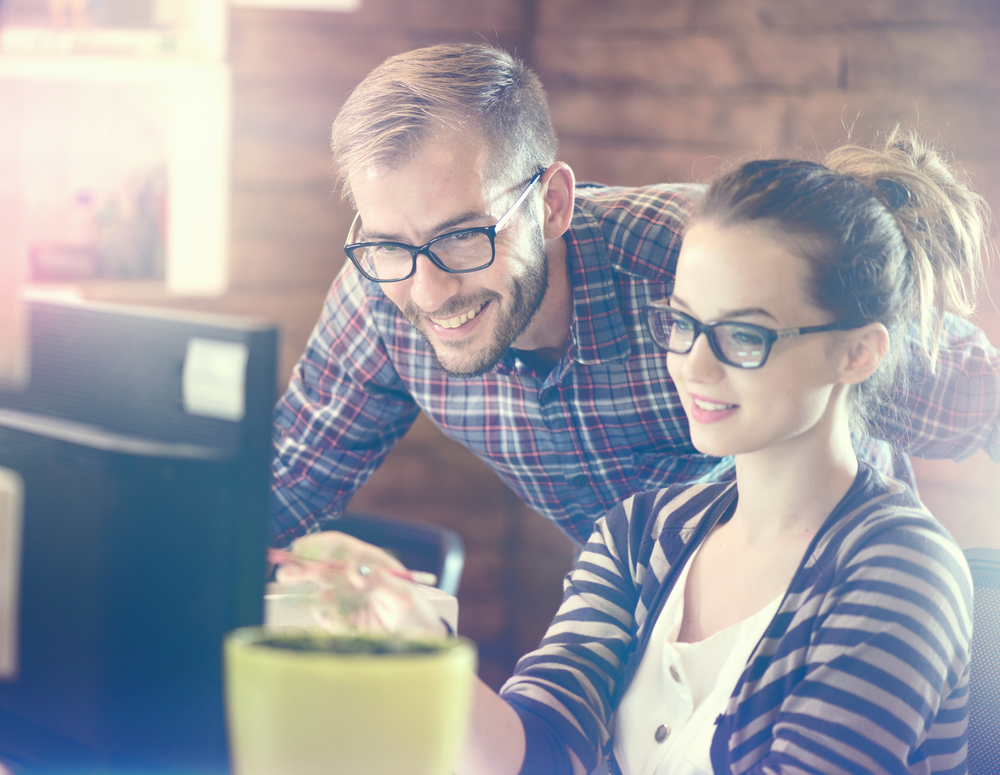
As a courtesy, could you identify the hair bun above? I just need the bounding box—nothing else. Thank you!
[875,178,911,210]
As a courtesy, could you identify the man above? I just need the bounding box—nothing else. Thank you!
[270,43,1000,548]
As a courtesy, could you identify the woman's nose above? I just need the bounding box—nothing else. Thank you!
[682,332,725,383]
[407,253,462,312]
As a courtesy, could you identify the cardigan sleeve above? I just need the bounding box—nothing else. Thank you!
[500,485,724,774]
[713,518,973,775]
[500,497,645,774]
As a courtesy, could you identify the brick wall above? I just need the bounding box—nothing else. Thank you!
[89,0,1000,688]
[532,1,1000,562]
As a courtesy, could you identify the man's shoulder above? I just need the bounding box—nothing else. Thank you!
[572,182,704,223]
[324,264,408,327]
[568,182,705,280]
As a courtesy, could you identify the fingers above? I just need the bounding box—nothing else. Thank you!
[273,530,406,586]
[291,531,408,570]
[272,530,446,637]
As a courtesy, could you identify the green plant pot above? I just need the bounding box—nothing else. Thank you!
[224,628,477,775]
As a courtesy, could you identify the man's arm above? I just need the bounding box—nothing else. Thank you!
[874,311,1000,461]
[269,267,421,548]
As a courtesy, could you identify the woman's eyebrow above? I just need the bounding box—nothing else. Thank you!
[718,306,778,322]
[670,295,778,322]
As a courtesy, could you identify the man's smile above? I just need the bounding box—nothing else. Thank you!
[429,301,488,330]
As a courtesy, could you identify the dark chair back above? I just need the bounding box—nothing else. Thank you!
[966,547,1000,774]
[335,513,465,597]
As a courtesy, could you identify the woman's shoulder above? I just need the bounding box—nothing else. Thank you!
[832,462,951,538]
[606,482,736,562]
[816,462,970,589]
[622,481,735,527]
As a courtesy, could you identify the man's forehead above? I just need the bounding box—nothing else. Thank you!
[348,169,502,244]
[351,157,503,214]
[356,127,493,179]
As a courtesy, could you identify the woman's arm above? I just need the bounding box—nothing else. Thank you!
[458,677,527,775]
[459,676,588,775]
[460,675,589,775]
[497,488,691,774]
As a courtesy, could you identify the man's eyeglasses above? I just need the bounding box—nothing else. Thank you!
[344,168,546,283]
[643,301,861,369]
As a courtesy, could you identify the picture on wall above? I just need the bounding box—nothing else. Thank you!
[1,75,170,283]
[0,54,230,295]
[0,0,226,59]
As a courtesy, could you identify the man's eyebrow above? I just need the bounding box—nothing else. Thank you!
[670,295,778,322]
[361,210,487,243]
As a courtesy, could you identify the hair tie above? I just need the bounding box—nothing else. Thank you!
[875,178,911,210]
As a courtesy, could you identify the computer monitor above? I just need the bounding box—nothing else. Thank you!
[0,297,278,773]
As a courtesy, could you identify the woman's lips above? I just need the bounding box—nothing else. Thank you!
[688,394,738,424]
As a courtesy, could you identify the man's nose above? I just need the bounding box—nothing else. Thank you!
[407,252,462,312]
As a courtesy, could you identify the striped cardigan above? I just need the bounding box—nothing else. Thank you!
[501,463,973,775]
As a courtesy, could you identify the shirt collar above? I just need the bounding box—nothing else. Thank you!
[562,202,633,366]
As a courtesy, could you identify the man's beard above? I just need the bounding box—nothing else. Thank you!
[404,229,549,378]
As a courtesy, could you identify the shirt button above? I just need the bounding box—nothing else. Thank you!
[669,665,681,682]
[654,724,671,743]
[570,474,589,488]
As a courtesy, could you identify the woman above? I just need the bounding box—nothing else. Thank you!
[461,130,986,775]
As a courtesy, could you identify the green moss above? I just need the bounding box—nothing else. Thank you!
[256,634,446,655]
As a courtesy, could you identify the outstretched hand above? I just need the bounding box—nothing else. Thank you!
[273,531,447,637]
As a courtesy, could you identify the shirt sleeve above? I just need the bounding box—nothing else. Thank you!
[500,497,647,774]
[873,312,1000,461]
[269,265,421,547]
[714,521,973,775]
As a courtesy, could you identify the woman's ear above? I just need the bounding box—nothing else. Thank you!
[540,162,575,240]
[837,323,889,385]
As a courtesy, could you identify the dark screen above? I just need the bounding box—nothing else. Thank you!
[0,299,277,773]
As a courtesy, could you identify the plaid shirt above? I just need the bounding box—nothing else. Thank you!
[271,183,1000,547]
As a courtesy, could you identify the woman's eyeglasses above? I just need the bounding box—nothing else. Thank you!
[643,302,861,369]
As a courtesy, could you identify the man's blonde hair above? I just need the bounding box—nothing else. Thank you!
[331,43,557,201]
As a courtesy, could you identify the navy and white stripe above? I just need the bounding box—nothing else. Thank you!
[501,463,972,775]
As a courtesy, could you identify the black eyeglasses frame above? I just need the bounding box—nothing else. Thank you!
[643,301,862,369]
[343,168,547,283]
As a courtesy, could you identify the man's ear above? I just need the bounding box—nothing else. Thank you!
[540,162,575,240]
[838,322,890,385]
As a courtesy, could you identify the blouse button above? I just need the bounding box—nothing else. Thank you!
[669,665,681,682]
[654,724,671,743]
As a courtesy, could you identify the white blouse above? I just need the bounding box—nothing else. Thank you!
[612,546,782,775]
